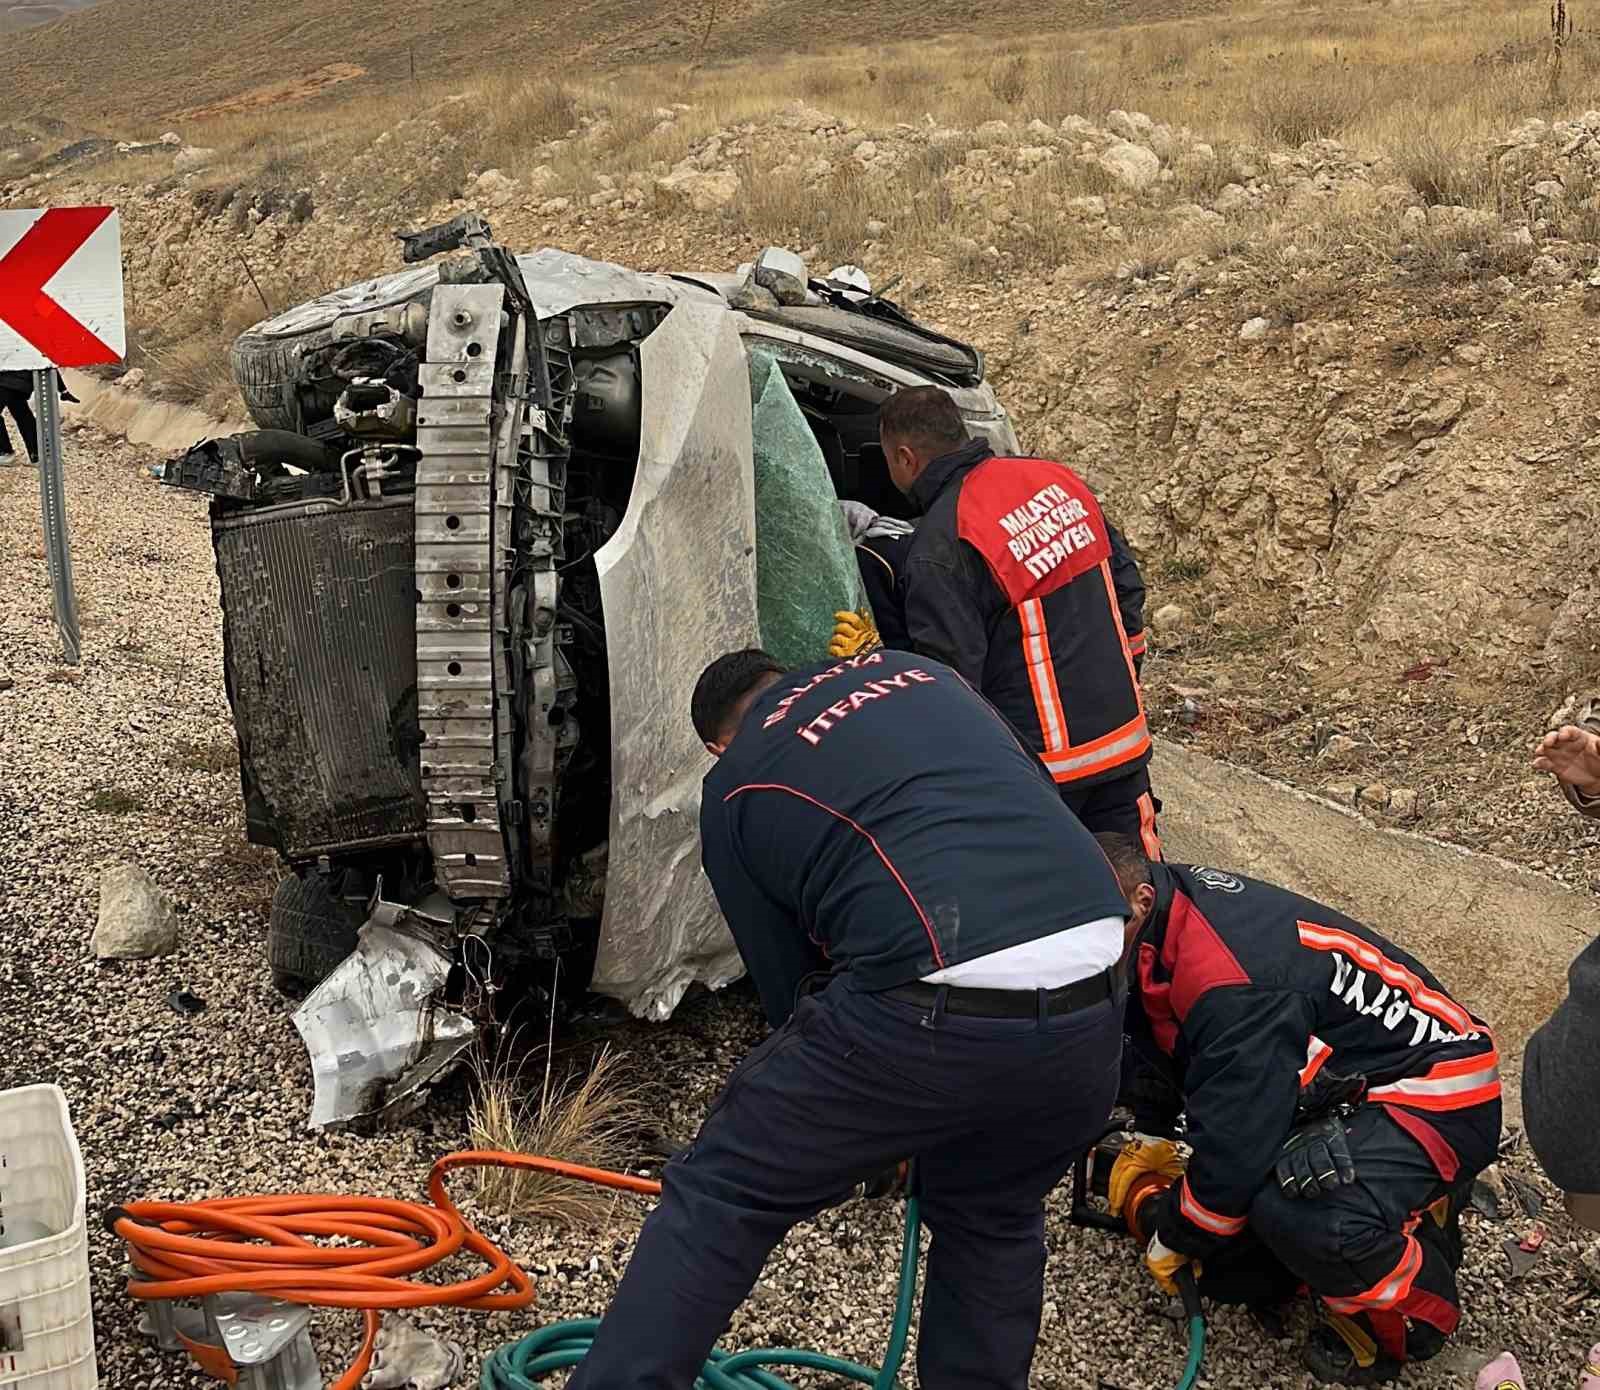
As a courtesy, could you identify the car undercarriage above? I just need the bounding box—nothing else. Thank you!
[160,217,1019,1126]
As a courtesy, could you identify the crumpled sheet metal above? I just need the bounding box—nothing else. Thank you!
[748,349,867,669]
[590,300,760,1019]
[291,917,475,1129]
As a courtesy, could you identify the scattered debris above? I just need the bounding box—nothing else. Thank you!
[166,989,207,1017]
[1502,1224,1546,1280]
[364,1315,464,1390]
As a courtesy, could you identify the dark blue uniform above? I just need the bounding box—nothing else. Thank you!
[567,650,1127,1390]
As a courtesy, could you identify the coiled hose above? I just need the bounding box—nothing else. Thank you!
[112,1150,1203,1390]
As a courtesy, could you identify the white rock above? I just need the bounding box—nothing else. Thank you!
[1099,141,1160,190]
[526,164,560,196]
[1015,145,1054,169]
[94,862,178,959]
[1065,195,1106,219]
[1151,603,1188,634]
[1060,116,1101,141]
[654,168,742,213]
[1239,316,1271,342]
[1426,204,1498,233]
[864,219,888,239]
[1532,179,1566,199]
[975,119,1011,141]
[1105,109,1154,142]
[159,131,182,146]
[473,168,516,198]
[172,146,217,174]
[1318,734,1360,764]
[539,197,572,214]
[1531,253,1573,282]
[1402,205,1428,233]
[1212,182,1251,214]
[1025,118,1057,139]
[1505,225,1535,247]
[852,141,879,164]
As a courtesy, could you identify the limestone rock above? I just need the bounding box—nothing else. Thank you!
[1105,109,1154,143]
[94,862,178,960]
[655,168,741,213]
[1099,140,1160,190]
[1212,182,1251,214]
[173,146,217,174]
[1388,788,1420,820]
[1151,602,1188,635]
[1317,734,1360,765]
[1239,316,1271,342]
[975,119,1012,141]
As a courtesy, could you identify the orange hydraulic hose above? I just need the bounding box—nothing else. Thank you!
[111,1149,664,1390]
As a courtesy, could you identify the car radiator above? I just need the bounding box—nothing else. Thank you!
[212,494,426,859]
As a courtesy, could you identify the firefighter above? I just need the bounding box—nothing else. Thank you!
[877,387,1157,853]
[1095,833,1500,1385]
[564,646,1129,1390]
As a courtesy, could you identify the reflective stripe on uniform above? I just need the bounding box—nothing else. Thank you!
[1368,1052,1501,1112]
[1018,598,1067,753]
[1040,713,1151,781]
[1299,1036,1333,1088]
[1177,1176,1247,1237]
[1295,921,1477,1037]
[1324,1231,1425,1313]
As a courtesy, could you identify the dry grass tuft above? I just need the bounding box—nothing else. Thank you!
[986,53,1032,106]
[468,1044,651,1225]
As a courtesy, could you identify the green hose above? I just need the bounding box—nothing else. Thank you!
[480,1196,1206,1390]
[1175,1315,1206,1390]
[481,1197,922,1390]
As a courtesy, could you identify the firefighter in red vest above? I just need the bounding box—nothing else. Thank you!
[879,387,1156,851]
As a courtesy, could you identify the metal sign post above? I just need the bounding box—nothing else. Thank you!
[34,368,79,664]
[0,206,125,665]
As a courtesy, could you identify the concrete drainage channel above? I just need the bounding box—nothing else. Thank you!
[58,368,237,455]
[53,369,1597,1118]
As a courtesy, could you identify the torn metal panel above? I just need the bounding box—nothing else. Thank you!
[292,908,475,1129]
[590,301,759,1019]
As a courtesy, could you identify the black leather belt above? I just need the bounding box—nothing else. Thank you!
[882,965,1120,1019]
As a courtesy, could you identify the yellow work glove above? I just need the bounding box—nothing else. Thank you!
[1145,1231,1198,1296]
[1105,1137,1185,1220]
[829,609,880,658]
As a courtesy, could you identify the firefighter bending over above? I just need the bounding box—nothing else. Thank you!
[1096,834,1500,1386]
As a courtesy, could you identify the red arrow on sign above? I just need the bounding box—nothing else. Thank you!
[0,206,118,367]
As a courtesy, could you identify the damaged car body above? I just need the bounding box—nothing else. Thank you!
[160,217,1019,1127]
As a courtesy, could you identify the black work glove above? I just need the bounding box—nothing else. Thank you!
[1297,1067,1366,1120]
[861,1160,911,1200]
[1275,1115,1356,1199]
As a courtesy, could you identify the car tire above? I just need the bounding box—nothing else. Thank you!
[267,872,365,997]
[230,329,337,433]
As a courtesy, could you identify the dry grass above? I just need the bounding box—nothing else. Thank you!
[467,1043,651,1225]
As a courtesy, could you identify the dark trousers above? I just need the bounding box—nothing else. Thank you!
[0,388,36,461]
[566,978,1124,1390]
[1205,1099,1499,1362]
[1060,764,1161,858]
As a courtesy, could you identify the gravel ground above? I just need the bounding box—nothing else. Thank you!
[1,431,1596,1390]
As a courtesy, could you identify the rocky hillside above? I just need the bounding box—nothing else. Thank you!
[0,0,1230,124]
[13,90,1600,674]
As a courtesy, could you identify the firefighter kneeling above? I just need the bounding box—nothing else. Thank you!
[1095,834,1501,1386]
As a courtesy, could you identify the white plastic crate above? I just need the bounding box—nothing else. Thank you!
[0,1086,96,1389]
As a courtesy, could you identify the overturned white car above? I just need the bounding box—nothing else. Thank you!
[161,217,1018,1124]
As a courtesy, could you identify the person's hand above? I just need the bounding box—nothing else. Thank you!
[1275,1115,1356,1199]
[829,609,880,658]
[1144,1231,1197,1296]
[1106,1137,1185,1219]
[1534,725,1600,795]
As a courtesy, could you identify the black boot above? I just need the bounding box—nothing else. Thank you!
[1302,1322,1403,1386]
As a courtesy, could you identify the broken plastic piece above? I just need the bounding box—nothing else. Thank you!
[362,1314,464,1390]
[291,904,475,1130]
[166,989,206,1017]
